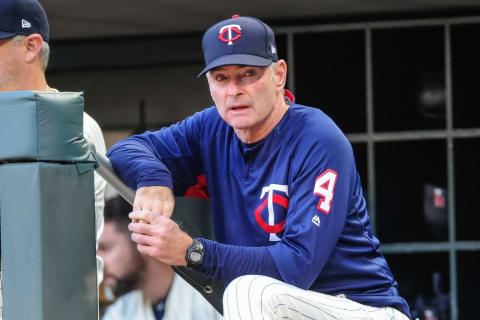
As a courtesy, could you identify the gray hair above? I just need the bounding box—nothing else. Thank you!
[269,62,276,80]
[12,35,50,72]
[40,41,50,72]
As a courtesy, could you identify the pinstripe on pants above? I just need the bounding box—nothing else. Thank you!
[223,275,410,320]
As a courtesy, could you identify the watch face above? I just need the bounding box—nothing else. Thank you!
[189,251,202,263]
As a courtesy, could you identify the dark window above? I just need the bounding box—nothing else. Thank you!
[352,143,368,192]
[294,31,366,133]
[372,27,446,132]
[454,138,480,240]
[452,24,480,129]
[385,253,450,320]
[457,252,480,319]
[375,140,447,242]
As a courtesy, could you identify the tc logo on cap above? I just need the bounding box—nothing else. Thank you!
[218,24,242,45]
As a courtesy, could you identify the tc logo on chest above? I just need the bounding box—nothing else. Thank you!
[254,184,288,242]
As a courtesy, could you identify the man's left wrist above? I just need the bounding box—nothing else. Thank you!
[185,238,204,269]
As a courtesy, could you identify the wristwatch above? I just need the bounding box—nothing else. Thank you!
[185,238,204,269]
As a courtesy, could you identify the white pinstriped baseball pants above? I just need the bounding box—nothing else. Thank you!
[223,275,410,320]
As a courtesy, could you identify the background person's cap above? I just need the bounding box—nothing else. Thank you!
[198,15,278,77]
[0,0,50,42]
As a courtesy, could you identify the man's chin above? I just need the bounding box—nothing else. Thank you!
[229,119,255,131]
[111,276,139,298]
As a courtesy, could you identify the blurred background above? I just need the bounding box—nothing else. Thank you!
[41,1,480,319]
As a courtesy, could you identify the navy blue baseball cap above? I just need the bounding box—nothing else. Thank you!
[198,15,278,77]
[0,0,50,42]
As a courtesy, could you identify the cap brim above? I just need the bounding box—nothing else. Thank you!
[197,54,273,78]
[0,31,16,40]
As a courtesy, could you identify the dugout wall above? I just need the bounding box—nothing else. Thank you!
[0,92,98,320]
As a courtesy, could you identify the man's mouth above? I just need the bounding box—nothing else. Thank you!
[230,105,249,111]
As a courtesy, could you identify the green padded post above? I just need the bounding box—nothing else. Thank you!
[0,91,98,320]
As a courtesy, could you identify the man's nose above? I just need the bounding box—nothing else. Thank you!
[225,78,242,96]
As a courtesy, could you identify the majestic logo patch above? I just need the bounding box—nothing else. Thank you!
[21,19,31,29]
[312,214,321,227]
[254,184,288,241]
[218,24,242,45]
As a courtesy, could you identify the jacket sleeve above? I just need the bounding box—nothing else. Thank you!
[267,129,355,289]
[106,111,206,196]
[198,127,356,289]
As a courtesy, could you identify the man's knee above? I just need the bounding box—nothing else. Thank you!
[225,274,260,292]
[224,275,262,305]
[224,275,283,300]
[223,275,291,320]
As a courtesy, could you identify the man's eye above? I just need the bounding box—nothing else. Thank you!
[245,70,256,77]
[215,75,226,81]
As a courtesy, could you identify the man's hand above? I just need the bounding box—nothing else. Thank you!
[129,211,193,266]
[133,186,175,219]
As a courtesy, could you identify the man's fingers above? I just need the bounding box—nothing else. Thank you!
[133,234,168,260]
[136,243,158,257]
[131,200,142,223]
[129,210,160,224]
[129,210,146,221]
[129,219,170,238]
[132,201,141,211]
[128,220,155,234]
[131,231,156,246]
[128,218,192,266]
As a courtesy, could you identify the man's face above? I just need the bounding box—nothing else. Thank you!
[208,63,280,135]
[98,222,145,297]
[0,37,23,92]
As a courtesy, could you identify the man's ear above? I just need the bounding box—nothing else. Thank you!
[274,60,287,90]
[24,34,44,64]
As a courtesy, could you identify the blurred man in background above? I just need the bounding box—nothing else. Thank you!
[99,196,221,320]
